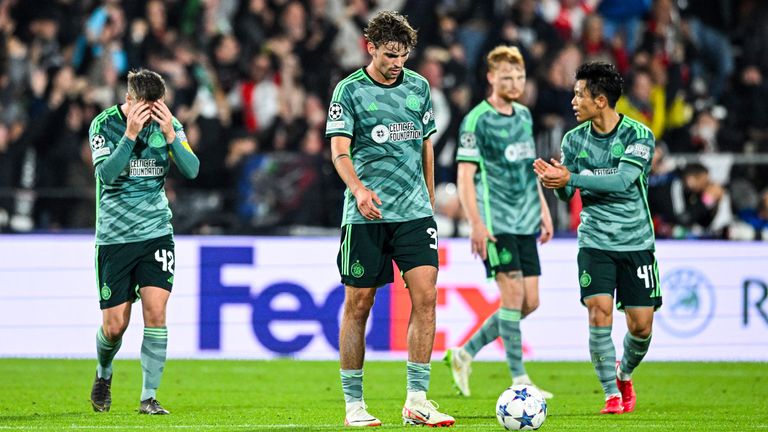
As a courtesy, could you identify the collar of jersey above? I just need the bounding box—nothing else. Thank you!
[483,99,516,118]
[361,66,405,88]
[589,113,624,139]
[115,104,127,123]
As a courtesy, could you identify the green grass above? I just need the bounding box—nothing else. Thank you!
[0,359,766,431]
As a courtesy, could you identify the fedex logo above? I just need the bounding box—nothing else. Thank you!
[198,245,502,355]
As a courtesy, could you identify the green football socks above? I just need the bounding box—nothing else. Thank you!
[589,326,619,397]
[140,327,168,401]
[499,308,526,378]
[406,361,431,392]
[340,369,364,403]
[620,332,652,378]
[463,311,499,357]
[96,326,122,379]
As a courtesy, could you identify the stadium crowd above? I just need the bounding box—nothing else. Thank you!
[1,0,767,239]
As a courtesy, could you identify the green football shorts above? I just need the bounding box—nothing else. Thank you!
[337,217,439,288]
[95,234,175,309]
[483,233,541,278]
[577,247,663,311]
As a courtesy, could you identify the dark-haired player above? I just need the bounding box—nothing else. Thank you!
[534,62,662,415]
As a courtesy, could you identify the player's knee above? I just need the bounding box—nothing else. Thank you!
[522,299,539,317]
[627,322,652,339]
[103,321,128,341]
[345,295,375,321]
[411,288,437,314]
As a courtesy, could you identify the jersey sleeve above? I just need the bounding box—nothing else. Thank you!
[555,132,576,201]
[169,117,200,179]
[455,114,482,164]
[422,85,437,140]
[325,83,354,139]
[620,126,655,171]
[88,119,115,166]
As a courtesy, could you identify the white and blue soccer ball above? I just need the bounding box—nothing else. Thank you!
[496,384,547,430]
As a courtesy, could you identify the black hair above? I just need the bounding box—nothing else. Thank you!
[575,62,623,107]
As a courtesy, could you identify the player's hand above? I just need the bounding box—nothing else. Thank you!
[125,101,151,140]
[151,100,176,143]
[533,158,570,189]
[354,187,383,220]
[539,213,553,244]
[470,222,496,260]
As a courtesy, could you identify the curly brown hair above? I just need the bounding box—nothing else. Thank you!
[127,69,166,101]
[363,10,417,50]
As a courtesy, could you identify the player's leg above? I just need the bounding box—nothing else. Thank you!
[92,302,131,412]
[136,235,175,415]
[401,265,454,427]
[91,243,138,412]
[519,234,542,319]
[444,236,515,396]
[510,235,553,397]
[521,275,540,318]
[394,217,454,427]
[337,223,388,427]
[496,270,528,383]
[579,248,623,414]
[340,286,380,426]
[615,251,662,413]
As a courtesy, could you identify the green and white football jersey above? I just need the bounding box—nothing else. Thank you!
[89,105,184,245]
[561,114,655,251]
[325,67,436,225]
[456,100,540,235]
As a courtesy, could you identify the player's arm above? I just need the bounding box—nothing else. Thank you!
[568,161,642,192]
[94,102,150,185]
[422,137,435,210]
[331,135,382,220]
[537,181,553,244]
[457,161,495,259]
[559,137,652,193]
[152,100,199,179]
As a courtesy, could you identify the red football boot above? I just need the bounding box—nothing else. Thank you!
[600,395,624,414]
[616,361,637,413]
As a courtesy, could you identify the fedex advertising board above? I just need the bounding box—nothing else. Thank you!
[0,236,766,360]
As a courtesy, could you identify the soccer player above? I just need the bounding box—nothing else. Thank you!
[533,62,662,415]
[326,10,455,428]
[444,45,554,399]
[88,69,199,415]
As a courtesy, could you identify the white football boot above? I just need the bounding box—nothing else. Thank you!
[344,401,382,427]
[443,347,472,396]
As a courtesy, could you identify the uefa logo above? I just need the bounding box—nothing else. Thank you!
[657,268,716,337]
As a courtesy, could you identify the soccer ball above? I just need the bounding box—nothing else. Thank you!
[496,384,547,430]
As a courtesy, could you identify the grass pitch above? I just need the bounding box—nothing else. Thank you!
[0,359,766,431]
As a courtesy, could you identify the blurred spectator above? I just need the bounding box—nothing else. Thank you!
[727,0,768,147]
[596,0,651,54]
[736,188,768,239]
[652,162,733,238]
[580,14,629,74]
[679,1,734,100]
[533,44,582,157]
[615,68,692,140]
[540,0,598,41]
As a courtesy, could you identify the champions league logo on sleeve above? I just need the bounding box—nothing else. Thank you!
[90,134,110,158]
[328,103,343,120]
[657,268,716,337]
